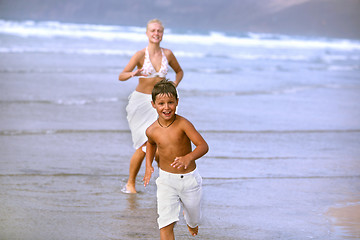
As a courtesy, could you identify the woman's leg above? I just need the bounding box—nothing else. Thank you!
[124,143,146,193]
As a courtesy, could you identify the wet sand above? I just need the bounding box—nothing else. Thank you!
[1,174,360,239]
[327,200,360,239]
[1,131,360,240]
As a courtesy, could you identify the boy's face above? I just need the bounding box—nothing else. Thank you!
[152,93,178,121]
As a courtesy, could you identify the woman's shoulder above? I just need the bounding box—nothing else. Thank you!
[135,48,146,56]
[131,48,146,61]
[162,48,174,57]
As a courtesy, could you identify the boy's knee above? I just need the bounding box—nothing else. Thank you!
[160,222,176,231]
[160,222,176,240]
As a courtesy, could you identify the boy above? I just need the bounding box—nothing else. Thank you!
[143,80,209,239]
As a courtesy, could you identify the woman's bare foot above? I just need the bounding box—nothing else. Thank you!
[121,183,136,194]
[187,225,198,236]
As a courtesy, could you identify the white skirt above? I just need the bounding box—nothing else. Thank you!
[126,91,157,150]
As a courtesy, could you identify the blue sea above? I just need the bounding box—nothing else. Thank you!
[0,20,360,239]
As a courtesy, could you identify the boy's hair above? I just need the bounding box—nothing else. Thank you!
[146,19,164,31]
[152,79,178,102]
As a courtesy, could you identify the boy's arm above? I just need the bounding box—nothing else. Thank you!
[171,119,209,169]
[143,135,156,187]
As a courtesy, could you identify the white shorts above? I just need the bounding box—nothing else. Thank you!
[156,168,202,229]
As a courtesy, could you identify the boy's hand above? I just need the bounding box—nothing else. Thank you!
[143,166,154,187]
[171,156,191,170]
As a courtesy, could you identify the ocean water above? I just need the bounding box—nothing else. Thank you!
[1,20,360,239]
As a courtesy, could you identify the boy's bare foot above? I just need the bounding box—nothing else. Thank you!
[121,184,136,194]
[187,225,198,236]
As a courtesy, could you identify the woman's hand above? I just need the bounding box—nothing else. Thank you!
[132,69,145,77]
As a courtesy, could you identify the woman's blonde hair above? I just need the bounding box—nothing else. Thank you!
[146,19,164,31]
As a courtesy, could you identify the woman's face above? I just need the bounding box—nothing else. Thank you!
[146,22,164,43]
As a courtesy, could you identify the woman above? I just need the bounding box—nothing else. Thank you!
[119,19,183,193]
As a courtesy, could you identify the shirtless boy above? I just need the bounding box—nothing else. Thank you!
[143,80,209,239]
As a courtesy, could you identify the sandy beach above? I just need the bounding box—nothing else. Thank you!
[1,130,360,239]
[1,19,360,239]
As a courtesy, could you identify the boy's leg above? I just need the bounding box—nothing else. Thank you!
[160,222,176,240]
[187,225,198,236]
[156,170,181,234]
[181,172,202,235]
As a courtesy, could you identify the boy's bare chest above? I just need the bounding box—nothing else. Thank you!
[155,129,185,147]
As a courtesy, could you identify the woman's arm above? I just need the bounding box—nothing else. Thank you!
[166,49,183,86]
[118,50,144,81]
